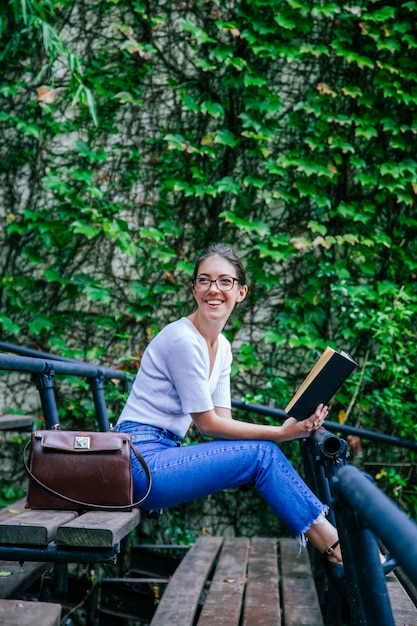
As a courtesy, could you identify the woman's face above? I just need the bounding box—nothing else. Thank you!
[192,255,247,321]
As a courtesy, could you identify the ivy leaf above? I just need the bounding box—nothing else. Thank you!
[201,102,225,118]
[0,315,21,334]
[71,221,100,239]
[219,211,270,236]
[214,129,239,147]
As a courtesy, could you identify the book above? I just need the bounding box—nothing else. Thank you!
[285,347,358,420]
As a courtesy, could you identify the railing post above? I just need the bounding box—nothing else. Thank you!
[31,365,60,429]
[301,429,350,621]
[89,371,110,432]
[330,472,396,626]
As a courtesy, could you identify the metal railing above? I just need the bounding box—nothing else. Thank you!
[1,342,417,625]
[0,342,127,431]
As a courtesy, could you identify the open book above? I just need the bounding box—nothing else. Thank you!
[285,347,358,421]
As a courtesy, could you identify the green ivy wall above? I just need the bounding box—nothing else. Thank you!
[1,0,416,520]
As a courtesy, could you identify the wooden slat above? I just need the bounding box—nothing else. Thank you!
[0,414,34,431]
[0,599,61,626]
[386,573,417,625]
[0,510,78,545]
[0,561,51,599]
[55,509,141,548]
[243,537,281,626]
[280,538,324,626]
[150,536,223,626]
[0,499,27,523]
[197,537,249,626]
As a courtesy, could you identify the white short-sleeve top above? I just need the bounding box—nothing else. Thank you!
[117,317,232,438]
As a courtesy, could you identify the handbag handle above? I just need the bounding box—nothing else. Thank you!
[23,439,152,511]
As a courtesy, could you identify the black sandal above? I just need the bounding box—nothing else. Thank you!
[323,541,397,599]
[323,540,347,598]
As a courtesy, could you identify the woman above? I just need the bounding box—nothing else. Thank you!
[115,243,349,571]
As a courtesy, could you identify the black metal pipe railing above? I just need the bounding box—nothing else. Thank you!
[231,397,417,451]
[0,351,126,431]
[0,346,126,381]
[231,396,417,624]
[332,464,417,587]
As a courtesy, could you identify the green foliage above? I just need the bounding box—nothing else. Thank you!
[1,0,417,521]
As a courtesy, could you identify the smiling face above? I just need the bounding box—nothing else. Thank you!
[192,254,248,323]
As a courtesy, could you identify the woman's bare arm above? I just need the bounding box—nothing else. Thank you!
[191,404,328,442]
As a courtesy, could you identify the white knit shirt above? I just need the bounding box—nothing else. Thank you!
[117,317,232,438]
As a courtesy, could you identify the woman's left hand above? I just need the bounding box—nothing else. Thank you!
[280,403,329,440]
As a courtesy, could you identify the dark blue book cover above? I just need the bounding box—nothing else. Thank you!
[285,348,358,421]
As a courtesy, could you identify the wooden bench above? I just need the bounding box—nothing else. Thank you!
[0,414,34,431]
[0,599,62,626]
[385,570,417,626]
[0,504,140,567]
[149,536,324,626]
[0,499,141,604]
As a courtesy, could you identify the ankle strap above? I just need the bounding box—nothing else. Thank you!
[324,540,340,556]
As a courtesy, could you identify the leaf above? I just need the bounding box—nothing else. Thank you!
[0,315,21,334]
[71,221,100,239]
[214,129,239,147]
[219,211,270,236]
[201,102,225,118]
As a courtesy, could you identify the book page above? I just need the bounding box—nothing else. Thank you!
[285,347,335,412]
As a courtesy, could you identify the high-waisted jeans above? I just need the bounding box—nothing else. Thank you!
[114,421,327,539]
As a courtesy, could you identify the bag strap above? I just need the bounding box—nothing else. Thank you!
[23,438,152,511]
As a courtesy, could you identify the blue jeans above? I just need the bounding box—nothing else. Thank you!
[114,422,327,538]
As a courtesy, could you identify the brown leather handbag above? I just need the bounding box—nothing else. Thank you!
[24,429,152,511]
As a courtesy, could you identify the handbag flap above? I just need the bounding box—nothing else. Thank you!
[34,430,128,453]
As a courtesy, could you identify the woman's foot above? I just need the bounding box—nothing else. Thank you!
[323,542,397,599]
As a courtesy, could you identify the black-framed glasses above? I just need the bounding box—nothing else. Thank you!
[193,276,239,292]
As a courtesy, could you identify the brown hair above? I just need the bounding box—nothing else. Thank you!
[192,244,247,286]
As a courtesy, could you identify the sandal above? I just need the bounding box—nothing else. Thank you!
[323,541,397,599]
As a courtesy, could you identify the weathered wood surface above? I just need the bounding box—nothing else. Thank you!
[0,499,26,522]
[0,561,51,599]
[55,508,141,548]
[280,538,324,626]
[0,502,54,599]
[150,536,223,626]
[0,599,61,626]
[150,536,324,626]
[243,537,280,626]
[0,500,140,549]
[197,537,249,625]
[386,571,417,626]
[0,509,78,545]
[0,414,34,431]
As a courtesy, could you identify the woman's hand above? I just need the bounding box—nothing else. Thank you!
[191,403,329,443]
[278,403,329,442]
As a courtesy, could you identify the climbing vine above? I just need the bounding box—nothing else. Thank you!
[1,0,416,518]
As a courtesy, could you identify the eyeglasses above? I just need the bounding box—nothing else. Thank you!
[193,276,239,292]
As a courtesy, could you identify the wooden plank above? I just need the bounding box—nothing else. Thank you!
[0,599,61,626]
[0,500,27,523]
[386,573,417,626]
[55,509,141,548]
[0,510,78,545]
[197,537,250,626]
[150,536,223,626]
[0,561,51,599]
[280,538,324,626]
[0,414,34,431]
[243,538,281,626]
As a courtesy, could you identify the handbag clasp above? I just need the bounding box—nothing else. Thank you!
[74,436,91,450]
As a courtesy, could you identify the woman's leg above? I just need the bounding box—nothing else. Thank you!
[305,515,343,563]
[129,431,328,540]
